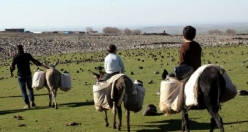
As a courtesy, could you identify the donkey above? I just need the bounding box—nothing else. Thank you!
[44,61,61,109]
[162,66,226,132]
[89,70,133,132]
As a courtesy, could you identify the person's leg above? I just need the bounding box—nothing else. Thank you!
[17,76,30,108]
[26,76,35,107]
[103,72,120,81]
[102,74,111,81]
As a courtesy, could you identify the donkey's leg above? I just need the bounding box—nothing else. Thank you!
[203,93,224,132]
[47,88,52,107]
[104,110,109,127]
[207,109,224,132]
[126,109,130,132]
[182,107,190,132]
[116,106,122,131]
[210,117,216,132]
[112,102,117,129]
[51,89,58,109]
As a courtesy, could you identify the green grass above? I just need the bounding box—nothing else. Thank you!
[0,44,247,132]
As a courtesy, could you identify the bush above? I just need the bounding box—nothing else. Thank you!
[103,27,121,34]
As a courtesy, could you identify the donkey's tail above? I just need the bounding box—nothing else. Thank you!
[217,79,222,110]
[217,74,226,110]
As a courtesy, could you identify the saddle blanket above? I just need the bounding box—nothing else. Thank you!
[185,64,237,107]
[92,74,125,111]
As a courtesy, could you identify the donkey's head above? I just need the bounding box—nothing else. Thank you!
[161,69,169,80]
[46,60,59,69]
[89,66,106,81]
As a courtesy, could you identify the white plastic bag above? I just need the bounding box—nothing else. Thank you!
[32,70,45,90]
[159,77,184,114]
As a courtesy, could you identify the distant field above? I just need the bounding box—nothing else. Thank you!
[0,44,247,132]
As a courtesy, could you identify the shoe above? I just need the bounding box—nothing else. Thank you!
[24,104,30,109]
[31,102,36,107]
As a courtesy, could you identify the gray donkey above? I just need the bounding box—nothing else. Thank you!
[44,61,61,109]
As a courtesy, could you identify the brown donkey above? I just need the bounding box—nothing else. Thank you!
[89,70,133,132]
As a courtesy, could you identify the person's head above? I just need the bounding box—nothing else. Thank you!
[107,44,117,53]
[183,26,196,41]
[16,45,24,54]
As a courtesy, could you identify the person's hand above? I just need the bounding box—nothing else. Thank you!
[42,64,49,69]
[9,72,14,78]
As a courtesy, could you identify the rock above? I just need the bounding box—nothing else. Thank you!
[148,80,153,84]
[142,104,158,116]
[18,124,26,127]
[237,90,248,96]
[66,122,81,126]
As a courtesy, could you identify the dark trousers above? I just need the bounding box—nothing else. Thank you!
[17,76,34,105]
[103,72,120,81]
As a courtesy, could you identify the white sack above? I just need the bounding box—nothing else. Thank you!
[93,82,110,111]
[32,70,45,90]
[159,77,184,114]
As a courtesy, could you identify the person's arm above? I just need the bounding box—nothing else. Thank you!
[9,56,17,77]
[29,54,49,69]
[179,44,187,65]
[104,57,107,72]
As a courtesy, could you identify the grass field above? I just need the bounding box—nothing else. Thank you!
[0,44,247,132]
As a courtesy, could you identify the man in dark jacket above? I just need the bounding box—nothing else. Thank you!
[10,45,48,109]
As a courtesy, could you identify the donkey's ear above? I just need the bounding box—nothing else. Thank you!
[162,69,169,80]
[88,70,100,79]
[54,60,59,67]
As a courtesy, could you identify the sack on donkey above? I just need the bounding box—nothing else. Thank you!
[60,73,72,92]
[124,80,145,113]
[32,70,45,90]
[159,77,184,114]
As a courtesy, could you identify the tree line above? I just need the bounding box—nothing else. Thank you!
[86,27,142,35]
[86,26,238,35]
[208,29,237,35]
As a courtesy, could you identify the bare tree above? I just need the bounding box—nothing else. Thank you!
[226,29,236,35]
[86,27,93,33]
[214,29,223,35]
[124,28,132,35]
[132,29,142,35]
[208,30,215,35]
[103,27,121,34]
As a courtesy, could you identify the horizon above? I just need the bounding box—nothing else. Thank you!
[1,22,248,35]
[0,0,248,34]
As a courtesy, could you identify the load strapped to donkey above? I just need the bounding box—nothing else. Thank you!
[159,64,237,115]
[92,73,145,113]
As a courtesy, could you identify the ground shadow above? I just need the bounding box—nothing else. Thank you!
[59,101,94,108]
[224,120,248,125]
[0,106,49,115]
[133,118,248,132]
[0,93,56,98]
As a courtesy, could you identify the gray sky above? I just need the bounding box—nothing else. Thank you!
[0,0,247,31]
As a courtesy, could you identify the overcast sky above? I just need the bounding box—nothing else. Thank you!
[0,0,247,31]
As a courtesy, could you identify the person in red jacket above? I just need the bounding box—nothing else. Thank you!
[10,45,48,109]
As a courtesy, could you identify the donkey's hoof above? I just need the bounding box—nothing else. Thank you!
[113,126,117,129]
[55,106,58,109]
[118,127,121,131]
[106,123,109,127]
